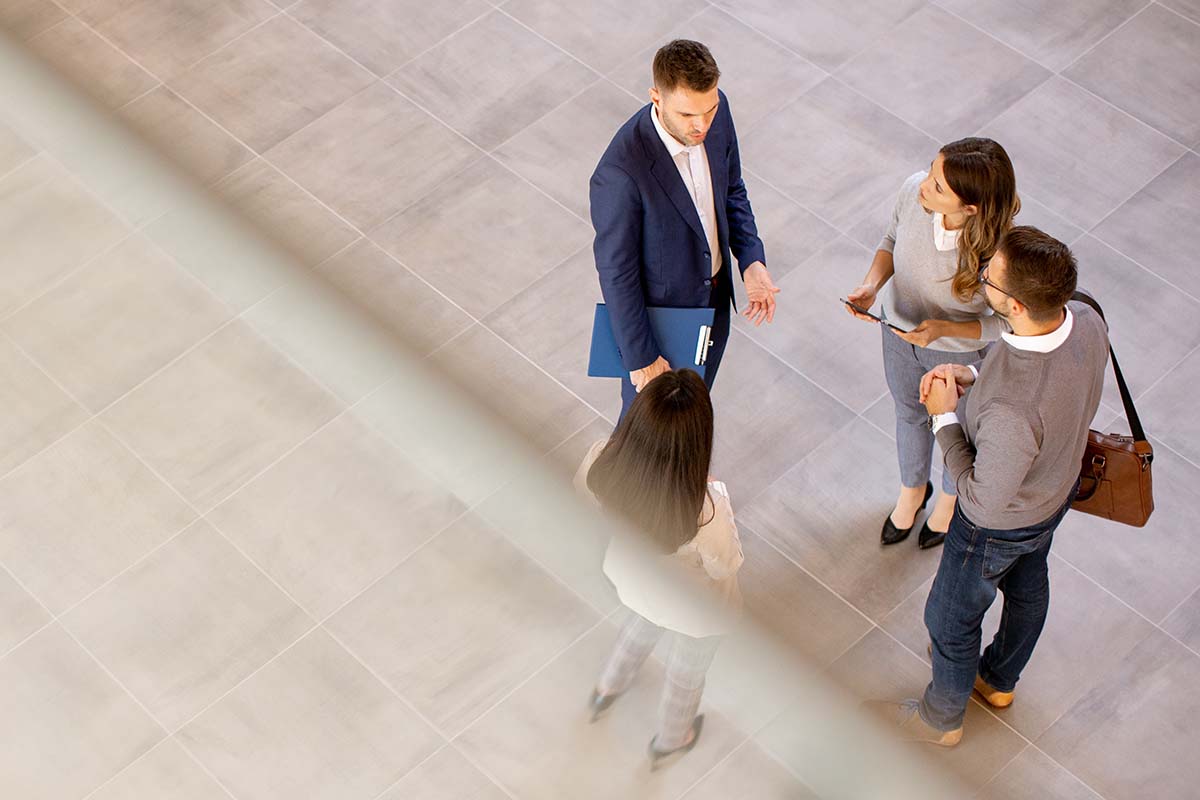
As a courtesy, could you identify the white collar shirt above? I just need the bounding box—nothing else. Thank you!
[651,105,722,276]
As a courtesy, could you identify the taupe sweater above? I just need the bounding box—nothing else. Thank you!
[936,302,1109,529]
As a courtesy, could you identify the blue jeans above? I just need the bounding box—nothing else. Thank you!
[880,324,986,496]
[919,485,1077,731]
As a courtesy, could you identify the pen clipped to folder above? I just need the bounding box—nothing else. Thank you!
[587,304,716,380]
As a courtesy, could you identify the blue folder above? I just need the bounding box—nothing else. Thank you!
[588,304,717,379]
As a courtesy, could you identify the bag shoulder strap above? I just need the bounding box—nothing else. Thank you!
[1071,290,1147,443]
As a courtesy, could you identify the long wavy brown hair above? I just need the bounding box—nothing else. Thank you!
[587,369,714,554]
[940,137,1020,301]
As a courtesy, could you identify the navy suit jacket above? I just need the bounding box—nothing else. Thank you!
[589,91,766,372]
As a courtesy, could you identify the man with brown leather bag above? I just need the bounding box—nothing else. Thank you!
[865,226,1110,746]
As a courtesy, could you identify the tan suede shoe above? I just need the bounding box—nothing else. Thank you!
[862,699,963,748]
[973,675,1014,708]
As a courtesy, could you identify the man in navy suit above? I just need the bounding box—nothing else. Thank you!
[591,39,779,419]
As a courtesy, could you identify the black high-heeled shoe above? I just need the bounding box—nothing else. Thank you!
[918,521,947,550]
[648,714,704,770]
[880,482,933,546]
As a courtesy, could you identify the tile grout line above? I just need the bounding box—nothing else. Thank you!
[20,10,621,471]
[970,743,1031,798]
[1053,548,1200,661]
[1159,583,1200,631]
[1056,0,1156,75]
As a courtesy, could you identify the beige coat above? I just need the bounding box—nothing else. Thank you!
[575,440,744,638]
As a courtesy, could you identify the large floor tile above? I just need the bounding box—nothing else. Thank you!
[0,625,163,800]
[473,419,619,615]
[493,80,640,220]
[0,0,67,41]
[1040,630,1200,800]
[314,239,472,357]
[981,77,1185,229]
[316,239,473,356]
[1071,234,1200,401]
[484,247,620,425]
[119,86,254,187]
[709,334,856,508]
[0,120,35,177]
[291,0,491,77]
[701,527,873,732]
[734,235,887,413]
[170,15,373,152]
[83,0,277,81]
[1164,0,1200,24]
[742,79,937,231]
[1139,344,1200,463]
[683,739,817,799]
[0,421,194,615]
[0,155,129,317]
[388,10,596,151]
[607,6,825,136]
[371,157,592,318]
[0,335,89,480]
[1053,442,1200,623]
[27,17,158,109]
[241,266,401,403]
[734,174,841,280]
[741,418,942,620]
[62,520,312,731]
[826,628,1026,793]
[89,738,229,800]
[934,0,1146,71]
[180,628,442,800]
[146,158,357,312]
[1066,4,1200,148]
[880,553,1153,741]
[977,746,1102,800]
[503,0,697,73]
[714,0,924,71]
[3,234,232,412]
[0,566,49,656]
[456,622,745,800]
[838,5,1050,143]
[1163,587,1200,654]
[328,513,598,734]
[378,746,507,800]
[430,325,596,455]
[267,82,480,230]
[101,321,343,512]
[1091,151,1200,292]
[210,413,466,619]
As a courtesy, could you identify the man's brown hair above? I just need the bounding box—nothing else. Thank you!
[652,39,720,93]
[997,226,1078,323]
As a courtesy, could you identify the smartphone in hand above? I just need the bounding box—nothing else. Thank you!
[839,298,909,333]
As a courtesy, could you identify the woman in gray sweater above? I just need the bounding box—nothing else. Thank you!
[845,138,1019,549]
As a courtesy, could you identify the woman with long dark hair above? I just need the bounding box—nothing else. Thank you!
[846,138,1020,549]
[574,369,742,767]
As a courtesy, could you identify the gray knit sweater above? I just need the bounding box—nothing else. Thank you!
[936,302,1109,530]
[878,173,1005,352]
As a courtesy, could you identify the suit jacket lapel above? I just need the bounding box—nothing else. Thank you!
[639,109,707,246]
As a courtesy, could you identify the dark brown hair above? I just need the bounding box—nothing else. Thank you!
[652,39,720,93]
[586,369,714,554]
[940,137,1021,301]
[996,226,1078,323]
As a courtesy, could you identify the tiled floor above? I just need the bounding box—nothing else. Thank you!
[1,1,1199,798]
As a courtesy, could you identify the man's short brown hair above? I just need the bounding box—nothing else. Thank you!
[652,40,720,93]
[998,226,1078,323]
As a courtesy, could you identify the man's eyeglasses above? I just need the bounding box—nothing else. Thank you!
[979,264,1020,305]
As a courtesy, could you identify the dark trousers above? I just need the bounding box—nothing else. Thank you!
[919,486,1077,731]
[618,273,731,422]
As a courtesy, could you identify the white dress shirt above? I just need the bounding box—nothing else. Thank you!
[651,105,722,276]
